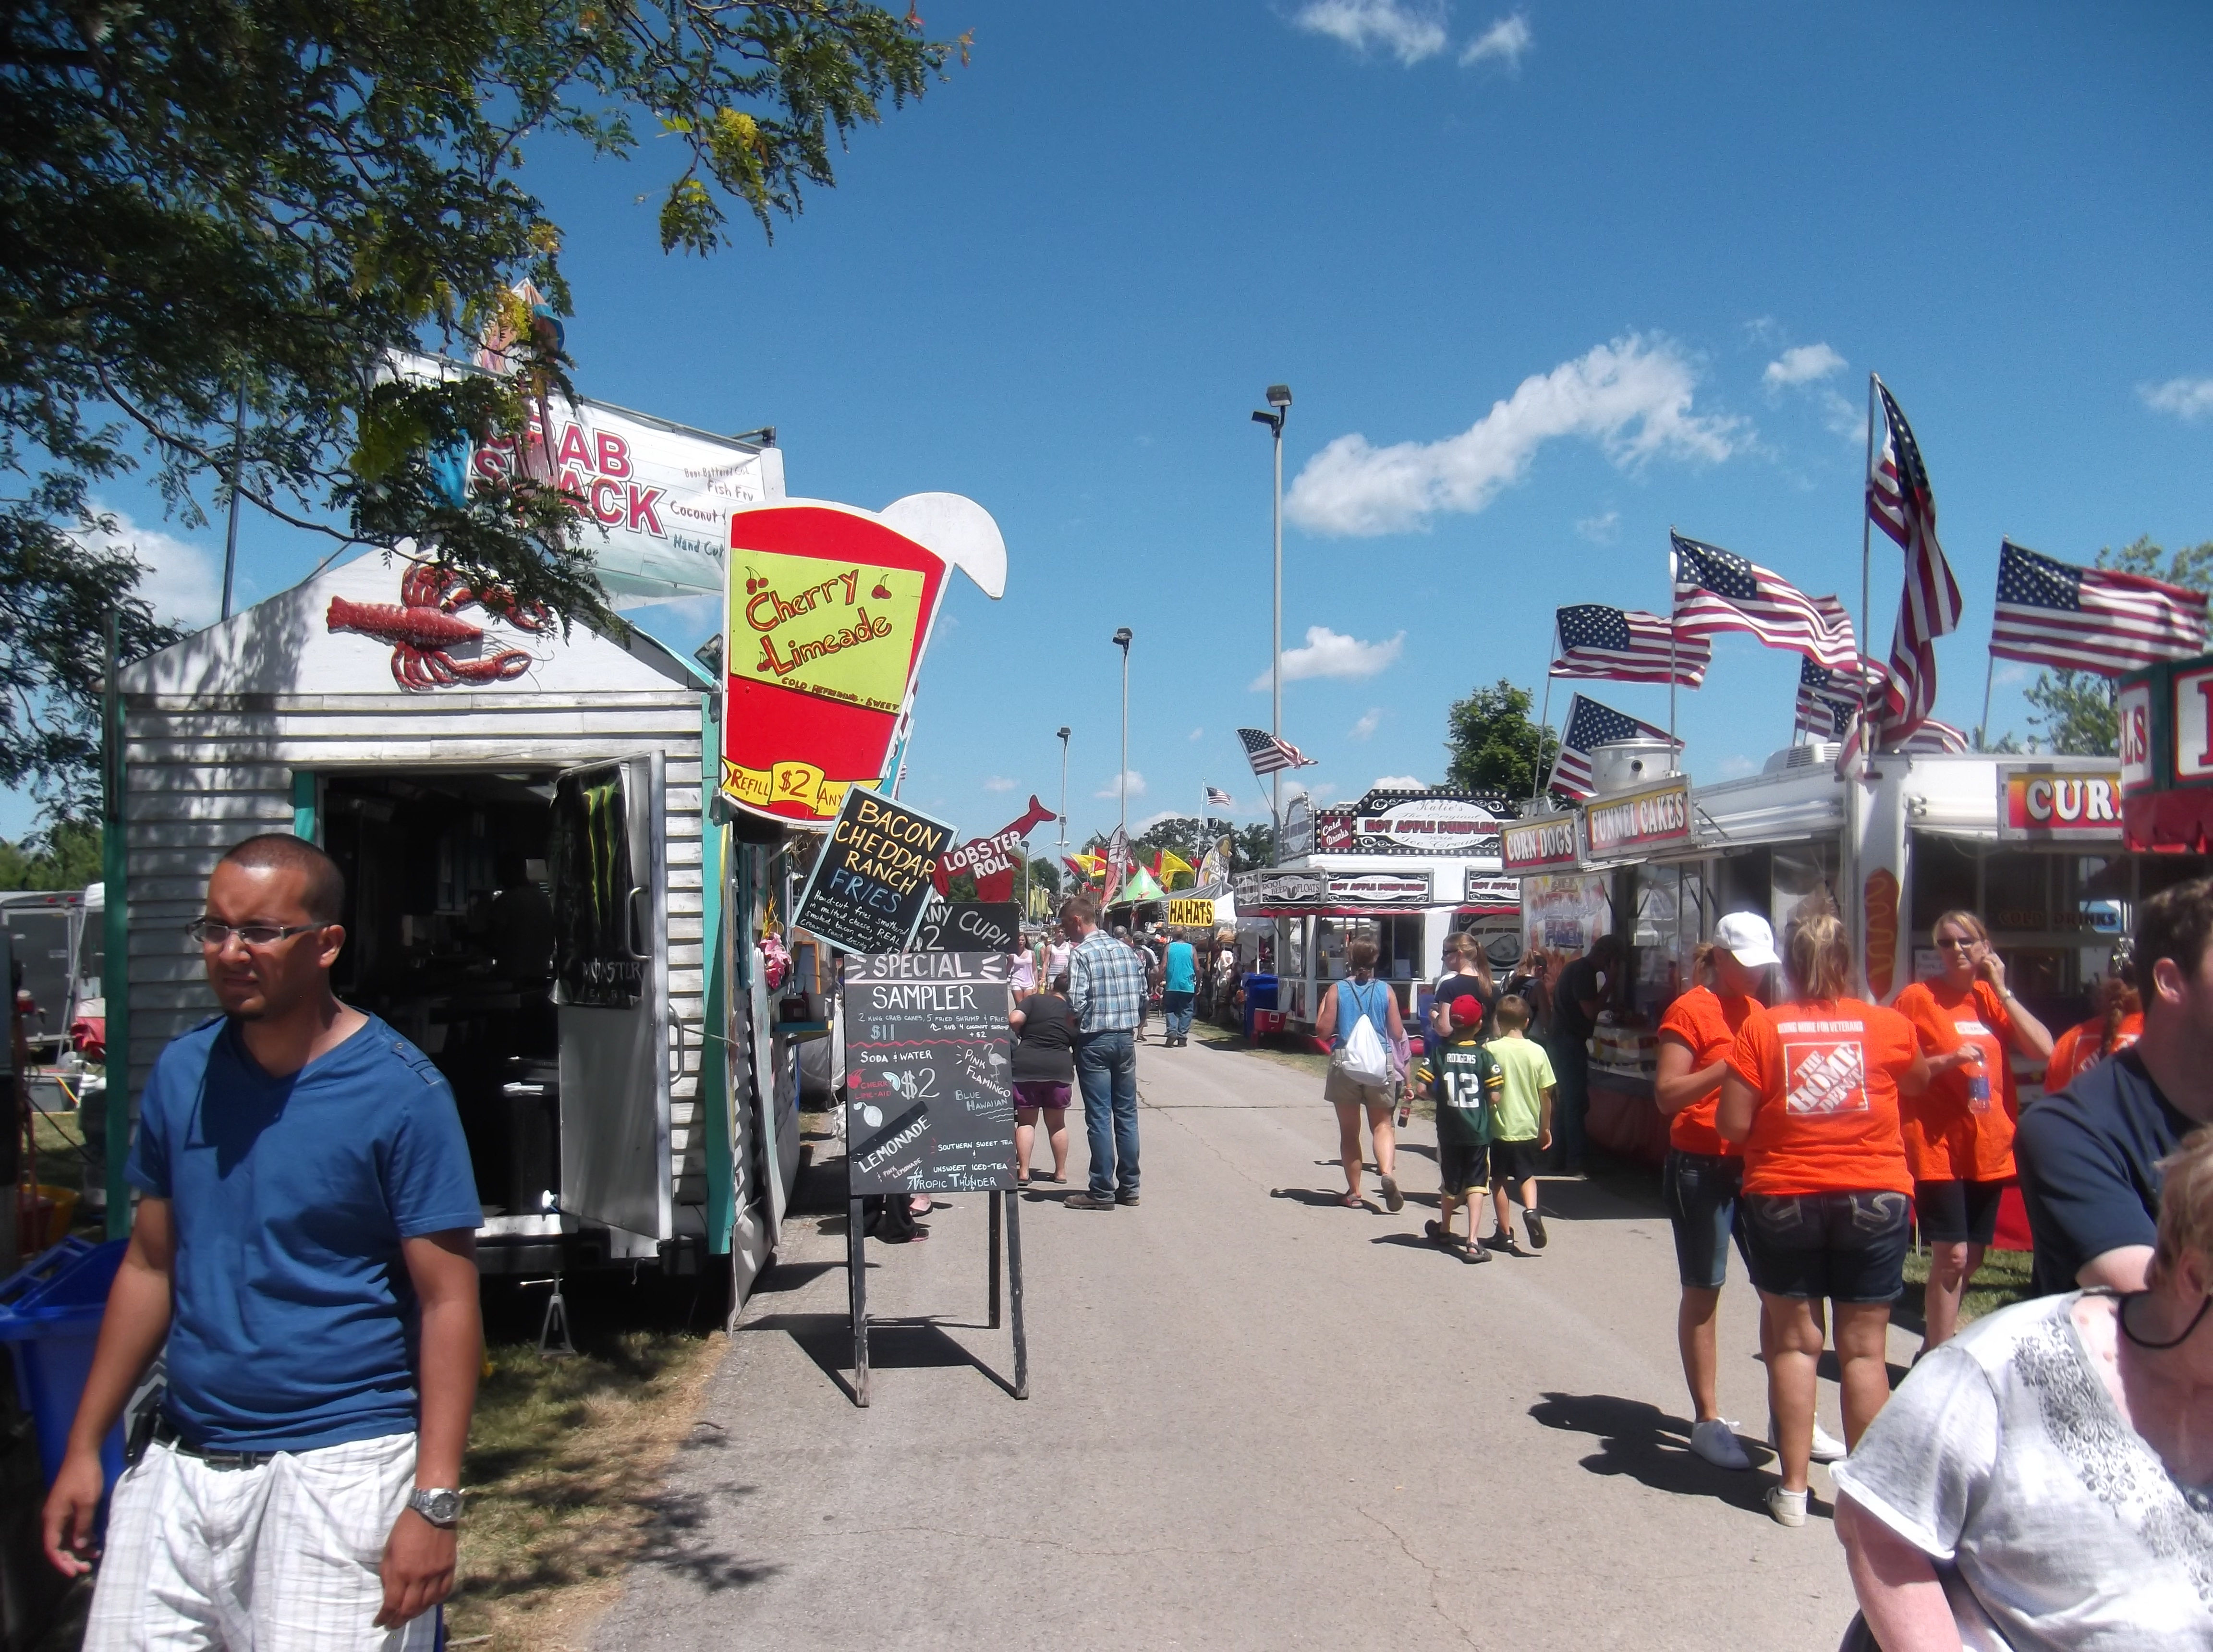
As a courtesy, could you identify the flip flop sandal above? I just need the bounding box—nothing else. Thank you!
[1338,1190,1364,1208]
[1423,1219,1455,1250]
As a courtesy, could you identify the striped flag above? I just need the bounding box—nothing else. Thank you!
[1205,784,1235,808]
[1899,718,1969,755]
[1794,656,1888,741]
[1865,379,1963,745]
[1990,540,2209,676]
[1547,693,1678,802]
[1670,532,1859,670]
[1237,727,1318,776]
[1552,604,1711,687]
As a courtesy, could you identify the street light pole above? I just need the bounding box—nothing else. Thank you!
[1112,629,1132,846]
[1056,725,1071,870]
[1252,384,1292,862]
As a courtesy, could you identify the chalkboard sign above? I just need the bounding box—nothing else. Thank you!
[792,789,959,956]
[843,952,1015,1194]
[913,900,1021,954]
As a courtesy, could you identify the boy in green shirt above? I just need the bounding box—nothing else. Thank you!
[1426,997,1498,1263]
[1484,994,1557,1251]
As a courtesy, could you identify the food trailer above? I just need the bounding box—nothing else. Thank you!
[1232,788,1524,1034]
[1502,739,2133,1163]
[113,550,801,1299]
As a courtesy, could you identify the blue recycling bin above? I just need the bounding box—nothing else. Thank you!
[1241,972,1278,1042]
[0,1236,127,1490]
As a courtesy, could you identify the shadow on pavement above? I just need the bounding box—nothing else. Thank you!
[1818,1349,1912,1389]
[745,1312,1022,1402]
[632,1485,782,1594]
[1528,1170,1665,1223]
[749,1259,846,1295]
[1269,1187,1369,1209]
[1528,1392,1830,1521]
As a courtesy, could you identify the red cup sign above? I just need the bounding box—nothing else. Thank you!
[2173,664,2213,785]
[1999,770,2123,838]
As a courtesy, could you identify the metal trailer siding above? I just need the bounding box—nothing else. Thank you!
[118,686,713,1213]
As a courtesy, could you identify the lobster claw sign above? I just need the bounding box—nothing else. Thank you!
[722,494,1006,826]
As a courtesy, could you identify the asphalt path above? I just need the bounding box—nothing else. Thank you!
[594,1033,1909,1650]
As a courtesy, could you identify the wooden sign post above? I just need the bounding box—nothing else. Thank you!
[841,950,1027,1405]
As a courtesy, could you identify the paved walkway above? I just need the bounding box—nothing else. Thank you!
[595,1036,1902,1650]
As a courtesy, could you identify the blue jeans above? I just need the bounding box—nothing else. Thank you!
[1163,991,1194,1038]
[1073,1029,1140,1199]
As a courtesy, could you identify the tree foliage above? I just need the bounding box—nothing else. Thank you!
[2021,537,2213,756]
[0,821,103,890]
[0,0,958,818]
[1444,678,1561,804]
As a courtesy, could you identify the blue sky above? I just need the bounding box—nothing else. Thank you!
[21,0,2213,850]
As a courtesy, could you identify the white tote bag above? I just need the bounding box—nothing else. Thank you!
[1337,983,1394,1086]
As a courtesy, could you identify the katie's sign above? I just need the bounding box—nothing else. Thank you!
[1583,779,1693,862]
[1345,789,1511,856]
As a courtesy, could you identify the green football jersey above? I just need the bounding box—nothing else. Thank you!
[1435,1037,1501,1146]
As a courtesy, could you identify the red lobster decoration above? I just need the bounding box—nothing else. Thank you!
[327,563,551,691]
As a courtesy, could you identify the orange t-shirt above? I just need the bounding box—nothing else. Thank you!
[2043,1012,2143,1092]
[1892,979,2017,1183]
[1724,997,1920,1197]
[1656,985,1757,1157]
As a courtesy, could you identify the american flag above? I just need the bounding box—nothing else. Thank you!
[1865,379,1962,745]
[1794,656,1888,741]
[1237,727,1317,776]
[1670,533,1859,670]
[1547,694,1679,802]
[1899,718,1969,755]
[1552,604,1711,686]
[1205,784,1235,808]
[1990,540,2209,676]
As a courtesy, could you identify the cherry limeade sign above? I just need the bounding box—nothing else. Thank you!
[721,504,950,825]
[1583,779,1692,861]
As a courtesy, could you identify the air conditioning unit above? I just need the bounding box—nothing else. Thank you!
[1763,741,1840,774]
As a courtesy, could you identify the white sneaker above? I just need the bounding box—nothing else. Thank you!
[1765,1486,1808,1528]
[1768,1417,1848,1464]
[1689,1419,1751,1470]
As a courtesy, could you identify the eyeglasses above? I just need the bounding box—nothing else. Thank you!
[1935,936,1977,951]
[187,918,324,949]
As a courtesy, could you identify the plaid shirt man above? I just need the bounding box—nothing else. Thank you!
[1068,930,1147,1033]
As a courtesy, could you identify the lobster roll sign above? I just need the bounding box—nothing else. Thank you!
[721,495,1006,827]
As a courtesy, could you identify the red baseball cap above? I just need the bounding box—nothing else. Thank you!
[1450,997,1488,1032]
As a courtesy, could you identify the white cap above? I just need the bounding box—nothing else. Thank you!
[1714,911,1780,969]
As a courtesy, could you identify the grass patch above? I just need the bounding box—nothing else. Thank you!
[447,1327,722,1651]
[1900,1247,2033,1326]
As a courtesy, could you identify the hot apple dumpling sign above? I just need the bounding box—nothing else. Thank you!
[721,495,1007,825]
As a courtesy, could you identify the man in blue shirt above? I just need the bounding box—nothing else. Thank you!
[1161,928,1198,1047]
[44,834,483,1649]
[1062,892,1146,1210]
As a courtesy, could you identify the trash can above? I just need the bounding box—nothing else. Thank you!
[0,1237,126,1489]
[1241,972,1278,1043]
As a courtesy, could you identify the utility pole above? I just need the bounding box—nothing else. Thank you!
[1112,631,1132,845]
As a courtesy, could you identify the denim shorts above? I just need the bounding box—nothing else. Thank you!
[1913,1177,2009,1246]
[1662,1150,1747,1290]
[1740,1189,1913,1304]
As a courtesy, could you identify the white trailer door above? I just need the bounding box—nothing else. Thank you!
[550,753,672,1242]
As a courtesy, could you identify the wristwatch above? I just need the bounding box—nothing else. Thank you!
[408,1487,463,1528]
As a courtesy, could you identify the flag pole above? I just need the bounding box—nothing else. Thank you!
[1666,536,1679,756]
[1860,376,1877,764]
[1531,619,1556,813]
[1976,654,1995,753]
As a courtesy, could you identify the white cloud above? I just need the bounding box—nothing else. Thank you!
[1575,510,1619,544]
[1715,754,1759,779]
[1251,625,1405,689]
[1372,774,1425,789]
[1291,0,1448,65]
[1286,334,1744,537]
[1763,342,1846,389]
[1350,708,1382,741]
[2143,377,2213,422]
[1094,770,1147,800]
[1819,388,1861,442]
[1134,808,1183,831]
[983,776,1015,792]
[73,508,221,629]
[1459,11,1531,69]
[1188,726,1204,742]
